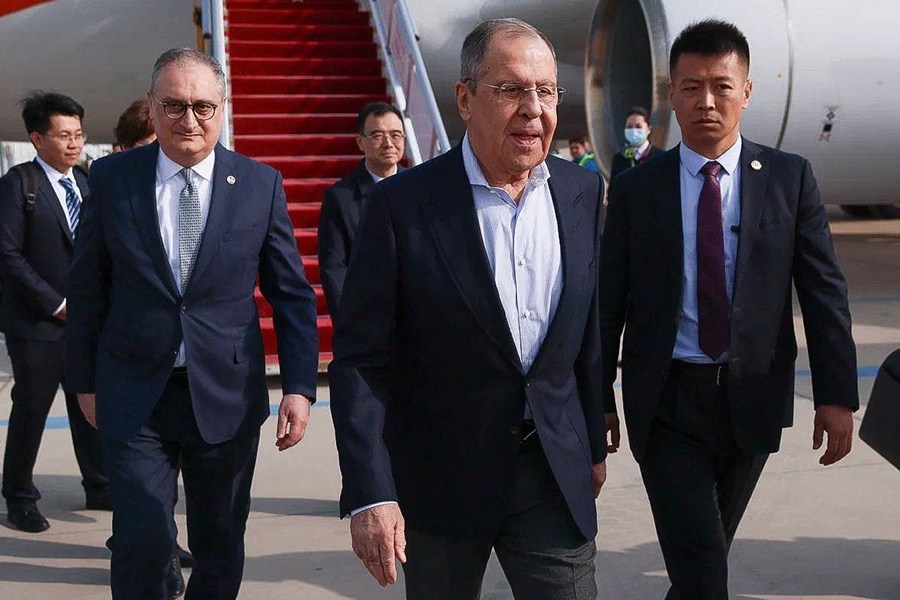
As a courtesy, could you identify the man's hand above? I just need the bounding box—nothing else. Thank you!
[78,393,97,429]
[275,394,311,451]
[605,412,620,453]
[350,504,407,586]
[813,405,854,466]
[591,461,607,498]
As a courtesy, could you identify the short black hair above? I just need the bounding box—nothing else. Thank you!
[625,106,650,122]
[669,19,750,75]
[356,102,403,134]
[568,136,590,146]
[20,90,84,134]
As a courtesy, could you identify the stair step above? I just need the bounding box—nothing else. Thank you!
[234,113,357,135]
[288,202,322,228]
[284,179,337,204]
[228,0,358,7]
[229,23,372,42]
[255,285,327,316]
[231,75,386,95]
[232,94,388,115]
[293,227,318,254]
[228,9,369,26]
[301,255,320,284]
[261,315,333,353]
[235,133,361,157]
[231,57,381,77]
[229,40,377,59]
[260,156,360,179]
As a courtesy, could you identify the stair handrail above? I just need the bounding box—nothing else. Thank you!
[365,0,451,164]
[201,0,234,149]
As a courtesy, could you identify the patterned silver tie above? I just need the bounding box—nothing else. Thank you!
[178,167,202,292]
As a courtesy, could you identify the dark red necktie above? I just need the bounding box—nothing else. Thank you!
[697,161,730,360]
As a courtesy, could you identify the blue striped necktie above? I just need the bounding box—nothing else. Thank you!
[58,176,80,236]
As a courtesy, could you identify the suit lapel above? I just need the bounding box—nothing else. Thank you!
[734,139,769,296]
[655,149,685,297]
[186,144,237,292]
[33,160,74,246]
[127,143,180,297]
[528,159,583,371]
[421,147,522,371]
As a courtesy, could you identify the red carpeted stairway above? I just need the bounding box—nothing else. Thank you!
[226,0,391,370]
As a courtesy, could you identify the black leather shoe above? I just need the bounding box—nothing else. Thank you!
[85,494,112,511]
[7,506,50,533]
[177,543,194,568]
[165,554,185,599]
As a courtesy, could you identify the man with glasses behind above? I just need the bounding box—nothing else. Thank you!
[330,18,609,599]
[318,102,405,317]
[66,48,318,599]
[0,91,108,533]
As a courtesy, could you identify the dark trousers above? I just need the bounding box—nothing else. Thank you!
[103,374,260,600]
[640,366,768,600]
[2,335,107,508]
[402,441,597,600]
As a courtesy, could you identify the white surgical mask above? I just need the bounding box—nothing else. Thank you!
[624,128,648,147]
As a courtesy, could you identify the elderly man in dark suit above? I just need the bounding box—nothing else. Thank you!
[330,18,610,600]
[599,20,858,599]
[0,91,108,533]
[318,102,405,317]
[66,48,318,599]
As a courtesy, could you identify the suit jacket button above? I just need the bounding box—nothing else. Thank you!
[510,424,521,435]
[180,306,187,314]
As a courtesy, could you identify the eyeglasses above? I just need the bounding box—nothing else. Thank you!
[155,100,219,121]
[362,131,406,144]
[45,132,87,144]
[465,80,565,107]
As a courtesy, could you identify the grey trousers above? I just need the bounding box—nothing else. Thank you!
[402,443,598,600]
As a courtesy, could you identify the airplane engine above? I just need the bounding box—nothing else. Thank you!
[586,0,900,216]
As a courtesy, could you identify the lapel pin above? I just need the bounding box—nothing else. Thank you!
[750,160,762,171]
[226,175,236,185]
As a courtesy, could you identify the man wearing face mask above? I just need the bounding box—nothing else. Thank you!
[610,106,665,183]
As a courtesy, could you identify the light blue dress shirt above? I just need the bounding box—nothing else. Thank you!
[462,134,562,373]
[673,138,742,363]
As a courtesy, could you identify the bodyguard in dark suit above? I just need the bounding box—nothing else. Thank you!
[66,49,318,599]
[331,19,609,599]
[0,92,107,533]
[318,102,405,316]
[599,21,858,599]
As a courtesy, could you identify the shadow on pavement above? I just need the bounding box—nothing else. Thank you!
[250,496,339,518]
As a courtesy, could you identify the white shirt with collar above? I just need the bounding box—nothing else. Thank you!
[35,156,83,316]
[35,155,82,231]
[155,148,215,365]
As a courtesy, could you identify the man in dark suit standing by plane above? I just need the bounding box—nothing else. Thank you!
[0,91,108,533]
[318,102,406,317]
[66,48,318,599]
[599,20,858,599]
[331,18,609,599]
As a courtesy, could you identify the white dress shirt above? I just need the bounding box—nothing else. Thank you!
[35,156,83,315]
[155,149,215,365]
[463,134,562,373]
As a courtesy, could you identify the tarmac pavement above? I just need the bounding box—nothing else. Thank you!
[0,208,897,599]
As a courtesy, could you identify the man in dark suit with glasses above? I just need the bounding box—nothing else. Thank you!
[318,102,406,318]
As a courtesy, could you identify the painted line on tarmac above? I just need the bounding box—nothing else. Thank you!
[0,365,883,430]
